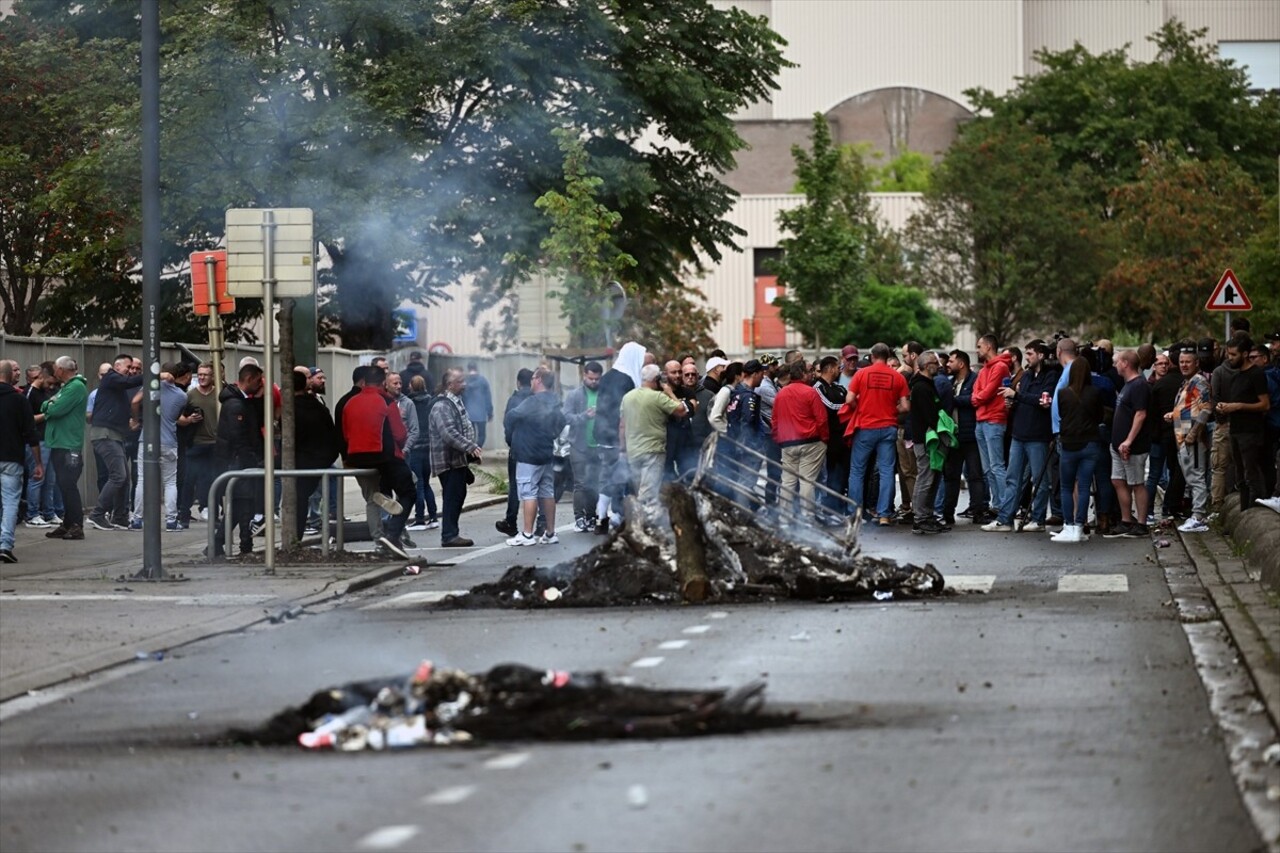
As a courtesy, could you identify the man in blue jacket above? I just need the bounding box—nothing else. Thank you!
[85,354,144,530]
[503,367,566,546]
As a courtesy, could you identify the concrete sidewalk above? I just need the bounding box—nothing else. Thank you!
[0,471,509,701]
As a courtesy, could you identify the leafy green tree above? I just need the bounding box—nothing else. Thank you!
[904,123,1104,346]
[618,286,721,360]
[524,129,637,349]
[1099,146,1265,341]
[865,148,934,192]
[24,0,789,350]
[1235,194,1280,338]
[836,280,952,348]
[966,20,1280,210]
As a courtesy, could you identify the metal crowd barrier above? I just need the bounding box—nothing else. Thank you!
[691,432,862,557]
[205,467,377,562]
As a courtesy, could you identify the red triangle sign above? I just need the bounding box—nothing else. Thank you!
[1206,269,1251,311]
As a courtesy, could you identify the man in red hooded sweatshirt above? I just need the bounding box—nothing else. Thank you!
[340,365,415,559]
[970,334,1015,516]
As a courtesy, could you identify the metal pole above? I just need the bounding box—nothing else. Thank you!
[205,254,225,412]
[262,211,277,573]
[1225,311,1230,345]
[134,0,164,581]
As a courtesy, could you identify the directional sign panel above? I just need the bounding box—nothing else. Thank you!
[1206,268,1251,311]
[225,208,315,298]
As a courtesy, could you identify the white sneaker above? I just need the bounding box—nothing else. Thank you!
[23,517,51,528]
[1021,521,1044,533]
[371,492,403,516]
[1050,525,1072,542]
[539,533,560,545]
[1255,497,1280,514]
[1178,517,1210,532]
[982,520,1013,532]
[376,536,410,560]
[506,532,538,547]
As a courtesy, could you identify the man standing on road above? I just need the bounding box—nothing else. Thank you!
[620,363,688,520]
[845,343,910,526]
[85,354,144,531]
[564,362,602,532]
[341,365,414,559]
[37,357,88,541]
[984,342,1056,533]
[504,368,567,546]
[211,363,265,558]
[462,362,494,449]
[970,335,1014,518]
[1218,334,1270,514]
[1171,347,1213,533]
[182,363,218,524]
[21,364,59,528]
[771,360,829,517]
[1105,350,1151,538]
[908,352,946,535]
[496,369,534,537]
[430,367,483,547]
[0,361,42,563]
[128,362,193,530]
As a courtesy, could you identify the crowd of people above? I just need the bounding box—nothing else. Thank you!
[2,324,1276,564]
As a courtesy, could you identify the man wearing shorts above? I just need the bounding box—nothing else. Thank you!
[1105,350,1151,538]
[503,367,566,546]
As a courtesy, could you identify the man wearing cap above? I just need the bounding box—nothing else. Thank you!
[688,355,729,462]
[724,359,766,502]
[837,345,859,389]
[399,351,432,399]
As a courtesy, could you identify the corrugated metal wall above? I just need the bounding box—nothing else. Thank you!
[768,0,1022,115]
[1166,0,1280,42]
[1023,0,1164,71]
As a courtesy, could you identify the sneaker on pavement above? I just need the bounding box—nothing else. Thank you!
[911,523,941,536]
[1255,496,1280,513]
[85,513,114,531]
[1021,521,1045,533]
[23,517,51,528]
[371,492,403,516]
[426,518,440,529]
[45,515,62,525]
[981,520,1013,532]
[376,536,410,560]
[495,519,518,536]
[594,517,610,535]
[128,519,144,530]
[1103,522,1133,539]
[506,532,538,547]
[251,518,267,536]
[45,525,68,539]
[400,533,417,548]
[61,524,84,540]
[1178,517,1210,533]
[406,521,429,531]
[574,517,588,532]
[539,533,560,545]
[165,521,181,531]
[0,549,16,563]
[1123,523,1149,538]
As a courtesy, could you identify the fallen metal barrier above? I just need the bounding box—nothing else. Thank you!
[205,467,378,563]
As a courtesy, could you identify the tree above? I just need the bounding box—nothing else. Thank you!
[24,0,789,350]
[617,285,721,359]
[525,129,637,349]
[904,123,1104,346]
[836,280,952,348]
[865,148,934,192]
[966,20,1280,211]
[1099,146,1265,341]
[1235,194,1280,338]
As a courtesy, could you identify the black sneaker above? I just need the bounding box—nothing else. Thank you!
[1121,523,1148,538]
[377,536,410,560]
[45,525,68,539]
[911,522,941,536]
[62,524,85,541]
[1103,522,1133,539]
[85,513,114,531]
[0,549,16,564]
[494,519,518,536]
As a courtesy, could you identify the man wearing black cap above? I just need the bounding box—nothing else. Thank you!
[399,351,432,398]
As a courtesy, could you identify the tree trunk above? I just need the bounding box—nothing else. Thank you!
[279,298,298,551]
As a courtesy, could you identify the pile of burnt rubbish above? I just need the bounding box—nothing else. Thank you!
[229,661,797,751]
[439,483,946,609]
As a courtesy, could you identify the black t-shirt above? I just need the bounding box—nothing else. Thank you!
[1226,367,1268,434]
[1147,372,1181,440]
[1112,376,1152,453]
[593,370,635,446]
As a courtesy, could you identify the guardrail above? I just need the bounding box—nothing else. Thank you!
[205,467,378,563]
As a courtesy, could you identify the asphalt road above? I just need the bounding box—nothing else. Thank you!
[0,505,1265,852]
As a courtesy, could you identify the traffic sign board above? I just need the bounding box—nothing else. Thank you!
[190,250,235,315]
[1205,268,1251,311]
[225,208,315,298]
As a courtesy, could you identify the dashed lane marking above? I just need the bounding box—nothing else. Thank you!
[945,575,997,594]
[1058,574,1129,593]
[0,593,276,606]
[484,751,530,770]
[356,825,419,850]
[361,590,470,610]
[631,656,665,668]
[707,611,729,619]
[682,625,711,635]
[422,785,477,805]
[657,639,690,650]
[394,522,579,567]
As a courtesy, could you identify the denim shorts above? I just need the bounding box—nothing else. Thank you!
[515,462,555,500]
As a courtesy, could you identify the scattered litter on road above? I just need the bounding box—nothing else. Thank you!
[788,631,811,642]
[1153,538,1171,548]
[228,660,799,751]
[542,587,562,602]
[873,590,893,601]
[1262,743,1280,765]
[134,651,164,661]
[268,605,305,624]
[627,784,649,809]
[403,565,421,576]
[187,711,199,720]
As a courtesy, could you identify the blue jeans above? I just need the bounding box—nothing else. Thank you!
[1058,444,1098,525]
[976,421,1007,512]
[1092,438,1116,517]
[408,448,438,522]
[998,439,1050,524]
[25,444,61,520]
[181,443,216,516]
[1,461,22,551]
[847,426,897,519]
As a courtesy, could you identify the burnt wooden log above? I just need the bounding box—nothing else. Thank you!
[664,483,710,602]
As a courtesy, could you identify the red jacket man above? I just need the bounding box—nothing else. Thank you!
[770,361,829,517]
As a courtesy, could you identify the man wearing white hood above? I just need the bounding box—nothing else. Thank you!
[591,341,646,533]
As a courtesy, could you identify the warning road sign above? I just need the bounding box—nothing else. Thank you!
[1206,269,1251,311]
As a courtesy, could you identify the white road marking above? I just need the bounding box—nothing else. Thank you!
[361,590,470,610]
[681,625,711,635]
[1058,574,1129,593]
[0,593,276,606]
[484,751,530,770]
[0,661,158,723]
[657,639,690,650]
[631,656,665,668]
[422,785,477,805]
[946,575,997,594]
[707,611,729,619]
[356,825,419,850]
[414,523,578,566]
[612,676,636,686]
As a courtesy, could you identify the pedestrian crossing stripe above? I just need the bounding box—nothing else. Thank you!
[361,590,469,609]
[1057,574,1128,593]
[947,575,997,593]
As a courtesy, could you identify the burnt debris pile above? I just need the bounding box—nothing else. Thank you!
[442,483,945,609]
[228,661,797,750]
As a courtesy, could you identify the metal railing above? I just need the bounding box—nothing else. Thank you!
[691,432,861,557]
[205,467,377,563]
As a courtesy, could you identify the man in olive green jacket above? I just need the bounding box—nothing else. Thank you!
[38,357,89,540]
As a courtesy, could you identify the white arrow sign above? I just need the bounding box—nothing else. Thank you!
[1205,268,1251,311]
